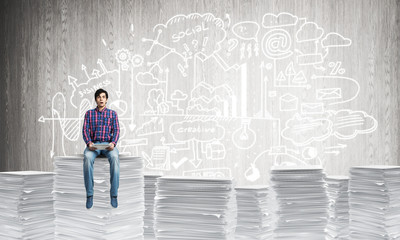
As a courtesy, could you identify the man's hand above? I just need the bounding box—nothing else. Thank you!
[88,143,97,151]
[106,143,115,151]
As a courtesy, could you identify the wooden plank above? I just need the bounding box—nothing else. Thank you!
[0,0,399,186]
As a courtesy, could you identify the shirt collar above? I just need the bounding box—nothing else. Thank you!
[95,106,107,112]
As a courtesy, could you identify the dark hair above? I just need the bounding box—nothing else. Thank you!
[94,89,108,100]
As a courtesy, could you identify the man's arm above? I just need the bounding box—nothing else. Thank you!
[110,111,120,146]
[82,111,93,146]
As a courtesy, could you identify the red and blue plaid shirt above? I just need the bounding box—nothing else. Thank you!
[82,107,120,146]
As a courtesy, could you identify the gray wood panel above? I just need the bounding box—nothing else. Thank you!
[0,0,399,186]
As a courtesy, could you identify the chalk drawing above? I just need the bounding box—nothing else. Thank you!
[39,11,378,183]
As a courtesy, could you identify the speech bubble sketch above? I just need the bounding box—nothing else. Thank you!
[281,114,333,146]
[328,109,378,140]
[262,12,298,28]
[232,21,260,41]
[136,117,164,136]
[322,32,352,48]
[295,22,324,42]
[262,29,293,59]
[232,119,257,149]
[149,13,226,62]
[136,72,160,85]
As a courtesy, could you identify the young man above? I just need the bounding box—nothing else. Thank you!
[82,89,120,209]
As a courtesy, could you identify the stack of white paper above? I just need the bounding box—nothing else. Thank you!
[144,174,161,239]
[0,171,54,240]
[325,176,349,240]
[53,155,144,240]
[154,176,237,240]
[235,185,272,240]
[349,165,400,239]
[270,166,328,239]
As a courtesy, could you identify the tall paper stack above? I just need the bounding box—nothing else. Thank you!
[270,166,328,239]
[144,174,161,239]
[154,176,237,240]
[349,166,400,239]
[53,155,144,240]
[235,185,272,240]
[0,171,54,240]
[325,176,349,240]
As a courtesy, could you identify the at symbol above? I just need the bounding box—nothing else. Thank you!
[262,29,293,59]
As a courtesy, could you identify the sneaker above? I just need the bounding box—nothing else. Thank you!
[86,196,93,209]
[111,196,118,208]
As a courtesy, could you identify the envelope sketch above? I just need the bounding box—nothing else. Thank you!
[280,93,298,111]
[316,88,342,100]
[301,103,324,114]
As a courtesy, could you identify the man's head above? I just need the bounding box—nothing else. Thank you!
[94,89,108,109]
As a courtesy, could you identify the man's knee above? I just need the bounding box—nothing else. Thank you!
[108,150,119,164]
[109,154,119,163]
[84,150,96,164]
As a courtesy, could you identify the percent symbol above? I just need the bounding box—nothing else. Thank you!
[329,62,345,75]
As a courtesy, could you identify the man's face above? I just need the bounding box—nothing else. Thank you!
[96,93,107,108]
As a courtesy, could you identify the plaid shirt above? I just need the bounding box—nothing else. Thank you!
[82,107,120,146]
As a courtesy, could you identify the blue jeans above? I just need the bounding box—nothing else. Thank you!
[83,142,119,197]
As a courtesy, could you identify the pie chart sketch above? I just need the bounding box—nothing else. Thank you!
[109,100,128,117]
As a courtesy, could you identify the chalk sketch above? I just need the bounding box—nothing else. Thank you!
[39,12,378,184]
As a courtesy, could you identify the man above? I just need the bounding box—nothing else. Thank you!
[82,88,120,209]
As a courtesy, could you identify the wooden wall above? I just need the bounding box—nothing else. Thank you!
[0,0,399,186]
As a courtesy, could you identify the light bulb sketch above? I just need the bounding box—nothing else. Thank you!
[232,119,256,150]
